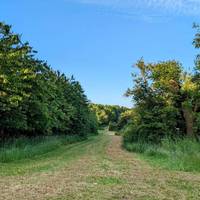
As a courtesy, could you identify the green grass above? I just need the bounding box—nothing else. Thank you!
[124,138,200,172]
[1,131,200,200]
[0,131,108,176]
[0,135,84,163]
[88,176,124,185]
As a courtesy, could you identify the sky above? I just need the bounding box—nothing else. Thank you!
[1,0,200,107]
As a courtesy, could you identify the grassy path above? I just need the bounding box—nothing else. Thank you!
[1,130,200,200]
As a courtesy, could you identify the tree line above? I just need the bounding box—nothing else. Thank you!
[0,22,98,139]
[89,104,133,131]
[124,24,200,144]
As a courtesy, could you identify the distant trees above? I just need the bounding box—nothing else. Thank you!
[124,24,200,144]
[0,22,97,139]
[89,104,132,131]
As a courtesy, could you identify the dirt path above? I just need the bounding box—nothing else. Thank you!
[1,132,200,200]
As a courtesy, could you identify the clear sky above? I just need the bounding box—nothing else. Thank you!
[1,0,200,107]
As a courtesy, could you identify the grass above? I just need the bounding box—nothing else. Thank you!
[88,176,124,185]
[0,131,108,176]
[124,138,200,172]
[1,131,200,200]
[0,135,84,163]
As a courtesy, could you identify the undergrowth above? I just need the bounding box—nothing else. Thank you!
[0,135,84,163]
[124,138,200,172]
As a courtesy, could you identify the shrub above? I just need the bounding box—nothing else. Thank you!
[108,122,118,131]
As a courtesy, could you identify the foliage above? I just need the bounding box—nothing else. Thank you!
[89,104,130,129]
[123,25,200,144]
[123,23,200,145]
[108,122,118,131]
[117,110,134,130]
[124,60,186,143]
[0,22,97,139]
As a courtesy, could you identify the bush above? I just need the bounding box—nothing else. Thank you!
[124,142,146,153]
[87,111,99,135]
[108,122,118,131]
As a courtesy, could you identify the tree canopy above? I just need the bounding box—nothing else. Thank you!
[89,103,132,131]
[124,24,200,144]
[0,22,98,139]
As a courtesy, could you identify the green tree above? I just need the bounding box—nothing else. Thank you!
[0,22,97,139]
[125,59,185,143]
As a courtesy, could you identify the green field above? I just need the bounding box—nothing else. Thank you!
[1,130,200,200]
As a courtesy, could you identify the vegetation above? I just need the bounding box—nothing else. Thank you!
[0,19,200,200]
[124,137,200,172]
[1,130,200,200]
[124,24,200,144]
[0,135,85,163]
[122,24,200,172]
[0,22,98,140]
[0,130,108,176]
[89,103,132,131]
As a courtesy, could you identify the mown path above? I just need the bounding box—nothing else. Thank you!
[1,130,200,200]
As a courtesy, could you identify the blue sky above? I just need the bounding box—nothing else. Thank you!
[1,0,200,107]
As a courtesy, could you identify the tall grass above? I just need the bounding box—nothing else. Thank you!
[124,138,200,172]
[0,135,84,163]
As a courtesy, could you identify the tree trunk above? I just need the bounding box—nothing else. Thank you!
[182,107,194,137]
[0,128,4,139]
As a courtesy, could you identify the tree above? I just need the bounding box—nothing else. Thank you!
[0,22,97,139]
[125,59,186,143]
[90,104,130,128]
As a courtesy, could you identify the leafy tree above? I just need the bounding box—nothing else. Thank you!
[124,24,200,143]
[90,103,130,130]
[125,59,187,143]
[0,22,97,139]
